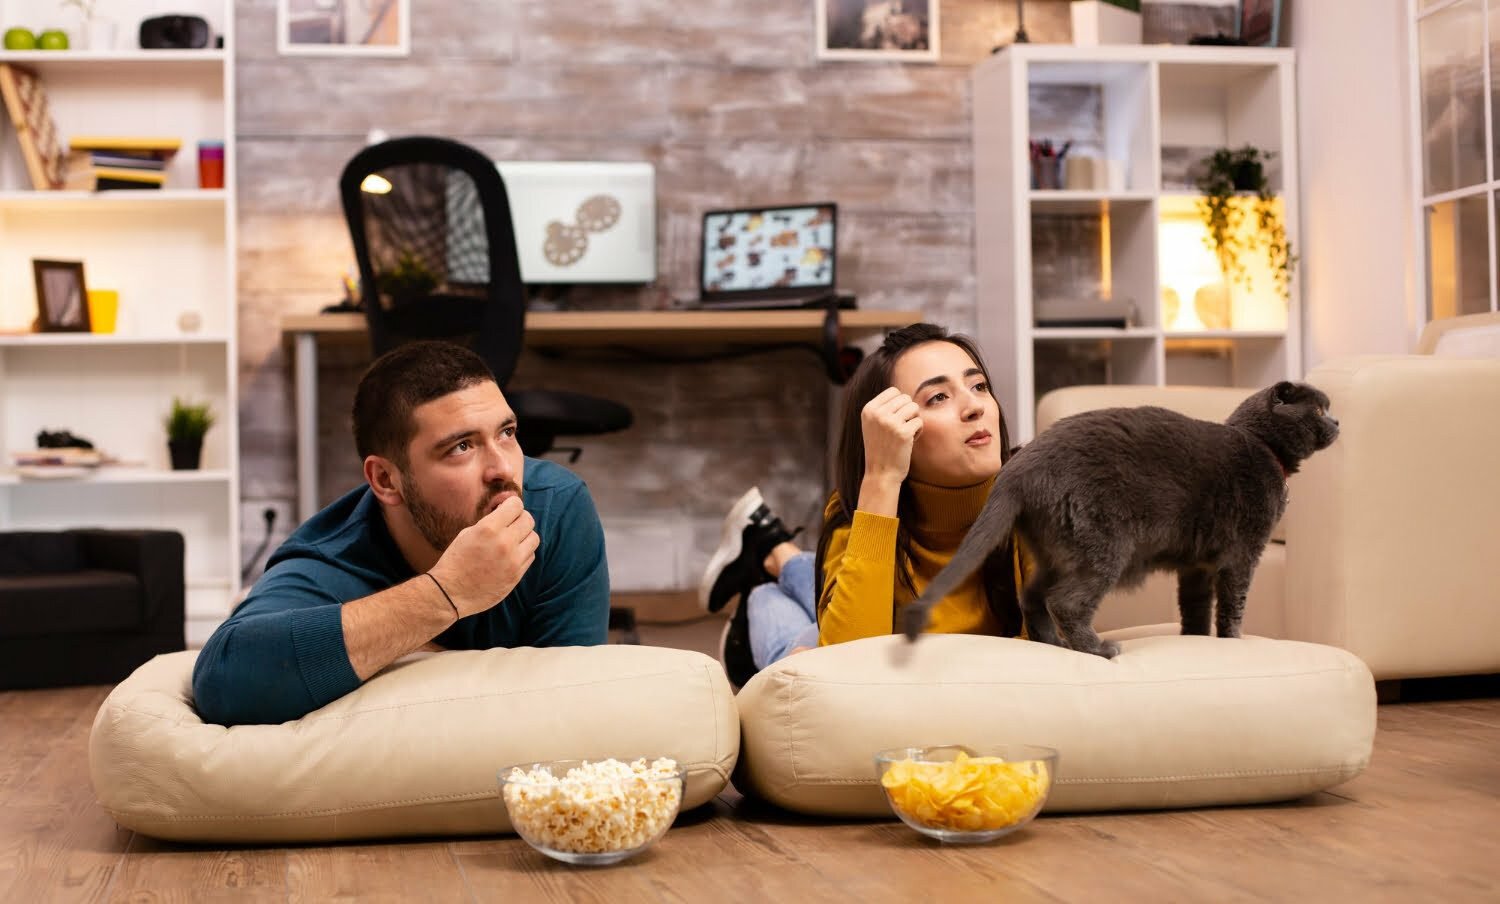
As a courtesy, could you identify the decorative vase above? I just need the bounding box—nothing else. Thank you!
[85,19,118,51]
[168,439,202,471]
[1193,282,1232,330]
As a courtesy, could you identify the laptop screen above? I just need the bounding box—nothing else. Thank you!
[699,203,837,301]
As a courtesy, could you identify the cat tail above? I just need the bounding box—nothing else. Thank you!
[900,484,1022,641]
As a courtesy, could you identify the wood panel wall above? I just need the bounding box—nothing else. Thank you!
[233,1,1222,589]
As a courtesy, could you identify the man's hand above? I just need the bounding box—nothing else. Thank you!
[427,495,539,617]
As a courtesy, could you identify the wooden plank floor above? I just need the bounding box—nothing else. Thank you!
[4,623,1499,901]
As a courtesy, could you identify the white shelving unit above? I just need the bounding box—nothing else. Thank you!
[0,0,237,646]
[973,45,1302,441]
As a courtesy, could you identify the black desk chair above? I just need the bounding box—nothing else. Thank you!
[340,137,637,643]
[339,136,632,461]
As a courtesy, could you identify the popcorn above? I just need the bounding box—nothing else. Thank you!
[880,751,1049,832]
[501,757,683,854]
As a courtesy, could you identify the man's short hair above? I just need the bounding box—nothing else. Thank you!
[352,341,496,467]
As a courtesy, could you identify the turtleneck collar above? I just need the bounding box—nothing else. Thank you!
[906,474,997,540]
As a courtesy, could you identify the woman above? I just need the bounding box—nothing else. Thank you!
[700,322,1026,687]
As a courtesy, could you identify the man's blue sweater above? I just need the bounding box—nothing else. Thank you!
[192,458,609,725]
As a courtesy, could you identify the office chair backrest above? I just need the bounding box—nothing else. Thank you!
[339,136,526,386]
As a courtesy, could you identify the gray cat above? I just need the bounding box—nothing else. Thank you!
[901,381,1340,658]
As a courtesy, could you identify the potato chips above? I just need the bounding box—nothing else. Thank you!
[879,751,1049,832]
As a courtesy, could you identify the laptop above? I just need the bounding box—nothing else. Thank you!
[697,202,849,309]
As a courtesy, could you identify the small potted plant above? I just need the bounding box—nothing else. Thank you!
[374,251,439,305]
[165,397,214,470]
[1194,145,1297,301]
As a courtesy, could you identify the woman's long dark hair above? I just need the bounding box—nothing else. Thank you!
[814,323,1021,635]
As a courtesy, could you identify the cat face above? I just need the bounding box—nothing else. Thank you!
[1227,381,1340,467]
[1270,381,1340,455]
[892,340,1004,487]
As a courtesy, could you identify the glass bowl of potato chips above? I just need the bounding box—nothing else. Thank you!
[874,744,1058,843]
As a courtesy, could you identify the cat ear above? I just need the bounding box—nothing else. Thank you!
[1269,381,1299,415]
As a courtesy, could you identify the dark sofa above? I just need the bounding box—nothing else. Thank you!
[0,529,185,690]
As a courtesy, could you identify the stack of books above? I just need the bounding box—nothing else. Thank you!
[9,448,107,480]
[66,137,182,190]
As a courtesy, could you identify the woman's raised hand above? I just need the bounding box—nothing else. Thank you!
[861,386,922,484]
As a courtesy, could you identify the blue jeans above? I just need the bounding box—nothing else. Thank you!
[747,552,820,669]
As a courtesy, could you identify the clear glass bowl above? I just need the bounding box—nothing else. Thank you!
[873,744,1058,844]
[497,757,686,866]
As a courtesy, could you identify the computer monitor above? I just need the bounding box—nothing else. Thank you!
[487,161,656,284]
[699,203,837,303]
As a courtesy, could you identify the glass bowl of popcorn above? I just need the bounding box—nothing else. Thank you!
[874,744,1057,844]
[498,756,686,865]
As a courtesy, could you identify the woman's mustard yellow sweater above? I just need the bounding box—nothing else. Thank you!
[817,476,1028,646]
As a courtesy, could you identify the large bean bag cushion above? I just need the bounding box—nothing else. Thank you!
[734,628,1373,815]
[90,645,738,843]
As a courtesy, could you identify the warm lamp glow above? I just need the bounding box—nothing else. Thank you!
[1427,201,1458,320]
[360,173,393,194]
[1158,215,1223,332]
[1099,207,1113,300]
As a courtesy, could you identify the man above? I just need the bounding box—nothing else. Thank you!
[193,341,610,725]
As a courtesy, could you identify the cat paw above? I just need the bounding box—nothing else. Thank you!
[1094,639,1121,659]
[900,605,930,641]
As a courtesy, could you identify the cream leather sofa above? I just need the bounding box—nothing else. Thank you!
[1034,353,1500,681]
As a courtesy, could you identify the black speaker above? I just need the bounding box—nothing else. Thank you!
[139,15,210,50]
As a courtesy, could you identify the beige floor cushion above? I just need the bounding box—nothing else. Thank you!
[735,628,1374,816]
[90,645,738,843]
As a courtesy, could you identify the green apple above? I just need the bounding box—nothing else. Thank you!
[3,27,37,50]
[37,29,68,50]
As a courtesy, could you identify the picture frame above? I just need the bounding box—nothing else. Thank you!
[1237,0,1282,48]
[816,0,940,63]
[277,0,409,57]
[32,259,90,333]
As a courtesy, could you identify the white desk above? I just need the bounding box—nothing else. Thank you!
[281,308,919,520]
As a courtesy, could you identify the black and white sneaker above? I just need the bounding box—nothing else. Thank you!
[698,487,802,614]
[719,599,758,690]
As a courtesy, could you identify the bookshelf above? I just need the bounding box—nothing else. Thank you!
[972,45,1301,442]
[0,0,237,646]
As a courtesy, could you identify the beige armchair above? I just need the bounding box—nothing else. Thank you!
[1417,309,1500,357]
[1033,347,1500,681]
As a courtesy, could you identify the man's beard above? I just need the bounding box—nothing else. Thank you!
[403,476,521,552]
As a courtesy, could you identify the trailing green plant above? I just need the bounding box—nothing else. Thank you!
[165,397,215,443]
[1084,0,1142,11]
[1194,145,1297,301]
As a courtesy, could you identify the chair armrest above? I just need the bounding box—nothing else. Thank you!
[1284,356,1500,679]
[69,529,185,632]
